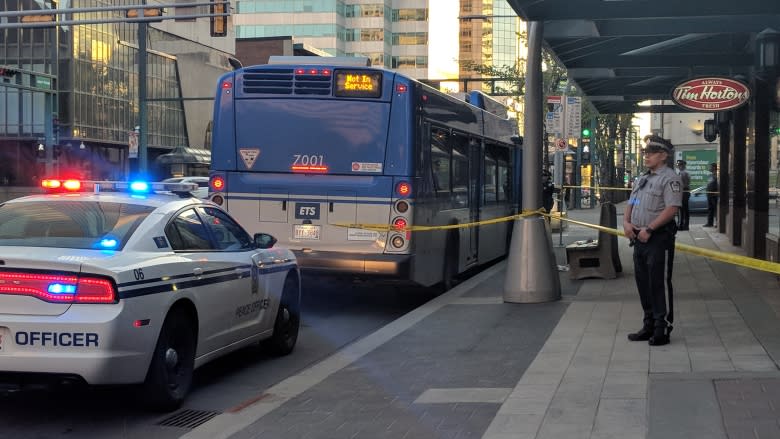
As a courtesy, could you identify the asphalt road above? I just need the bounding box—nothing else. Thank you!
[0,276,437,439]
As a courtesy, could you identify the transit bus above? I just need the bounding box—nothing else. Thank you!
[208,56,522,288]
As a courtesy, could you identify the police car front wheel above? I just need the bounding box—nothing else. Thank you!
[142,308,197,411]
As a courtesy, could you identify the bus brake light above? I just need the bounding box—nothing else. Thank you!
[221,81,232,89]
[210,176,225,191]
[291,165,329,173]
[393,217,408,231]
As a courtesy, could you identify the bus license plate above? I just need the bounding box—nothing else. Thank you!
[294,224,321,240]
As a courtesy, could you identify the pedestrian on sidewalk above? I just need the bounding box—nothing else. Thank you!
[676,160,690,230]
[704,162,718,227]
[623,135,682,346]
[541,169,558,214]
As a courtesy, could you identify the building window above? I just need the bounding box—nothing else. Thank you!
[392,8,427,21]
[360,28,384,42]
[391,56,428,69]
[392,32,427,46]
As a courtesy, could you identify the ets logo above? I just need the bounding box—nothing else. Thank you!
[295,202,320,220]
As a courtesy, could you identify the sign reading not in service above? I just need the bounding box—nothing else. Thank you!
[671,77,750,112]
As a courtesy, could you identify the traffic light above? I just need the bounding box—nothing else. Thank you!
[126,8,164,20]
[0,66,19,79]
[581,128,591,138]
[211,0,228,37]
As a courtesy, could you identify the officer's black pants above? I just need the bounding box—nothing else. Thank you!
[633,231,672,329]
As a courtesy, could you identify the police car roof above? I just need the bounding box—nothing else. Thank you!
[7,190,207,211]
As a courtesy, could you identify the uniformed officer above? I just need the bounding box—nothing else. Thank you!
[676,160,691,230]
[623,136,682,346]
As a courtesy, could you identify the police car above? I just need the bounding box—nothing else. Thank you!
[0,179,300,410]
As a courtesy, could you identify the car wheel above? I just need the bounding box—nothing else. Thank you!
[265,274,300,356]
[142,309,196,411]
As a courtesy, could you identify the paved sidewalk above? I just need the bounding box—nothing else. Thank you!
[183,205,780,439]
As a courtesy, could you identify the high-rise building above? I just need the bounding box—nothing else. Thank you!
[458,0,523,94]
[234,0,431,78]
[0,0,236,191]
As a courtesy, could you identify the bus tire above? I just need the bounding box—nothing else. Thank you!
[442,233,459,291]
[142,308,196,412]
[265,273,301,356]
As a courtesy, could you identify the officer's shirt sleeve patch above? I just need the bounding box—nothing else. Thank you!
[670,181,681,193]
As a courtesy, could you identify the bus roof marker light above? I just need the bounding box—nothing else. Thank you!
[295,68,306,75]
[321,69,331,76]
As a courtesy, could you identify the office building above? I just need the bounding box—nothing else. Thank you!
[0,0,235,194]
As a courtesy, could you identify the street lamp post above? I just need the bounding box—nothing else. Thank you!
[136,1,148,176]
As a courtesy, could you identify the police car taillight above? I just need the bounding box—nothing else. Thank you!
[0,271,117,304]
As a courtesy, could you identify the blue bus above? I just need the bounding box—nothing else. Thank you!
[209,57,521,288]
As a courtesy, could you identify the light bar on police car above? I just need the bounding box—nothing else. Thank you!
[40,179,199,194]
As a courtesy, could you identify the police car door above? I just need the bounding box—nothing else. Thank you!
[165,207,242,354]
[196,206,270,344]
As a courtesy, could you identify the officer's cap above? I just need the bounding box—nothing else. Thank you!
[643,135,673,154]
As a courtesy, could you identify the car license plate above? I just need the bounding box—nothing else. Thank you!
[0,327,9,354]
[294,224,321,240]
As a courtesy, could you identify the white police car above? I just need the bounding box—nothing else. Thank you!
[0,179,300,410]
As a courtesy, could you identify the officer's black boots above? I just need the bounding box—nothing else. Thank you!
[627,327,653,341]
[648,328,670,346]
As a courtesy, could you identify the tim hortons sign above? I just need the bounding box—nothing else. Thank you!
[671,77,750,111]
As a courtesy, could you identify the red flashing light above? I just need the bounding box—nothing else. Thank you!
[221,81,232,89]
[0,271,116,304]
[62,179,81,191]
[393,217,408,231]
[396,84,408,93]
[291,165,329,173]
[41,179,83,192]
[211,176,225,191]
[396,181,411,197]
[41,179,62,189]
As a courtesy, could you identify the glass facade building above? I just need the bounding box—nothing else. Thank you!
[234,0,430,78]
[0,0,234,191]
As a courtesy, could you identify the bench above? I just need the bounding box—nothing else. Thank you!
[565,202,623,280]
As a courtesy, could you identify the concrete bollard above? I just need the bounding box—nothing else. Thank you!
[503,215,562,303]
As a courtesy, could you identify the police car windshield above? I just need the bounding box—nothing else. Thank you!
[0,201,155,250]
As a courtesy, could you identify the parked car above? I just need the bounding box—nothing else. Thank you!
[688,186,709,213]
[161,176,209,198]
[0,179,300,410]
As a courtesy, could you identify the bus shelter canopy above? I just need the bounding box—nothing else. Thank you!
[155,146,211,165]
[506,0,780,113]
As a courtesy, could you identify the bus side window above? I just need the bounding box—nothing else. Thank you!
[452,135,469,208]
[430,127,451,200]
[483,147,498,204]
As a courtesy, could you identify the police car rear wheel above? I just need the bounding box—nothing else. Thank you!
[266,275,300,356]
[143,309,196,411]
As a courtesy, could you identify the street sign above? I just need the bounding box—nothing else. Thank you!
[565,96,582,138]
[556,138,567,150]
[546,96,564,137]
[128,131,139,159]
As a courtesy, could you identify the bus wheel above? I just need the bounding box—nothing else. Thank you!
[442,236,458,291]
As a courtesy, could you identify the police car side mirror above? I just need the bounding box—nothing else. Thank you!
[254,233,277,249]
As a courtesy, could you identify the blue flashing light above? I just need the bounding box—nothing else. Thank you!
[48,283,77,294]
[129,181,150,193]
[99,238,119,249]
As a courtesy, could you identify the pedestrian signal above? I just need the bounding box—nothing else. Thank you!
[581,128,591,138]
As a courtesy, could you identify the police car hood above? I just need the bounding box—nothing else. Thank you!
[0,246,118,316]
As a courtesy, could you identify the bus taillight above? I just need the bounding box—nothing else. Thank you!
[396,84,408,93]
[221,81,232,89]
[396,181,411,197]
[392,217,408,231]
[210,176,225,191]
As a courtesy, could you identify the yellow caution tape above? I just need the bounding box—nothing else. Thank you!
[333,209,545,232]
[552,214,780,275]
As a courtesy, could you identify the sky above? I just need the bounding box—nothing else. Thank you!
[428,1,460,81]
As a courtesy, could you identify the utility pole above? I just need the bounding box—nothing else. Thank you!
[137,0,148,176]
